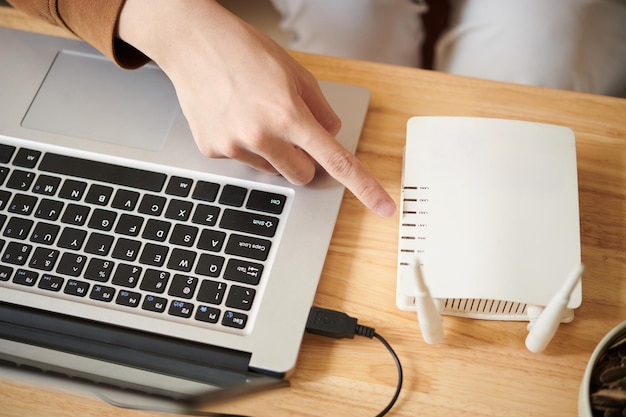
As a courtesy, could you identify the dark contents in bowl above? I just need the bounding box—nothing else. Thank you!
[590,331,626,417]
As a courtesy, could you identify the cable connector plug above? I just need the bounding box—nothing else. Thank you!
[305,306,403,417]
[306,307,375,339]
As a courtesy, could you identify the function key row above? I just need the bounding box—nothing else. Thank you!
[0,263,252,329]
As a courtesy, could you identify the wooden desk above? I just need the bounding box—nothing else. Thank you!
[1,7,625,417]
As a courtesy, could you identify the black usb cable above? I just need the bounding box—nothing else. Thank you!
[305,306,404,417]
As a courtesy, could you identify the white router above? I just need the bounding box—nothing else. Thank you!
[396,117,583,352]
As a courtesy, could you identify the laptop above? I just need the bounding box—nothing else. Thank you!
[0,27,370,406]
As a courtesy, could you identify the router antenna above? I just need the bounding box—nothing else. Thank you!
[411,258,444,345]
[525,263,584,353]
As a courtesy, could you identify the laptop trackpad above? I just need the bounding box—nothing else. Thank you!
[22,50,179,152]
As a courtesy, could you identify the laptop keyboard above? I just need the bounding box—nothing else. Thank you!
[0,138,289,335]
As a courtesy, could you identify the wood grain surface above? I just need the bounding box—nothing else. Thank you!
[1,6,625,417]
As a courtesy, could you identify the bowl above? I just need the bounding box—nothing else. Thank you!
[579,320,626,417]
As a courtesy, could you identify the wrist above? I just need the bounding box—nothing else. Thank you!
[116,0,226,70]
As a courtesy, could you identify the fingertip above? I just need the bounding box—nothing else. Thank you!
[375,198,396,218]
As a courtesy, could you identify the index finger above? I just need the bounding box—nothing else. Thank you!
[299,122,396,218]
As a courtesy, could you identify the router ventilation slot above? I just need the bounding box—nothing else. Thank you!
[441,298,528,320]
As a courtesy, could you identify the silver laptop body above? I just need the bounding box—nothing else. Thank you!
[0,27,370,402]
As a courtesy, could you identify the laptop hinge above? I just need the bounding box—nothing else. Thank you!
[0,302,254,388]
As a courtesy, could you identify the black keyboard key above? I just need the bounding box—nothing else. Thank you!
[6,170,36,191]
[56,252,87,276]
[64,279,89,297]
[0,190,12,210]
[12,148,41,168]
[140,269,170,293]
[222,310,247,329]
[220,209,278,238]
[84,232,114,256]
[0,265,13,281]
[28,247,59,271]
[30,222,60,245]
[195,305,221,323]
[88,208,117,231]
[39,153,166,192]
[197,229,226,252]
[192,204,220,227]
[59,179,87,201]
[13,269,38,286]
[138,194,166,216]
[115,213,144,236]
[38,274,64,292]
[32,174,62,196]
[167,248,196,272]
[3,217,34,240]
[61,203,90,226]
[165,199,193,221]
[246,190,287,215]
[85,184,113,206]
[57,227,87,251]
[223,259,264,285]
[111,189,140,211]
[142,219,171,242]
[116,290,142,307]
[219,185,247,207]
[192,181,220,202]
[169,224,198,247]
[224,234,271,261]
[196,280,227,304]
[168,300,194,318]
[112,264,142,288]
[8,193,37,216]
[112,238,141,262]
[168,274,198,299]
[142,295,168,313]
[195,254,225,278]
[139,243,169,267]
[0,167,9,187]
[84,258,114,282]
[0,144,16,163]
[226,285,255,311]
[2,242,32,265]
[166,176,193,197]
[90,284,115,302]
[34,198,64,221]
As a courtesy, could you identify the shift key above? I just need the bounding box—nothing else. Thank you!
[220,209,278,237]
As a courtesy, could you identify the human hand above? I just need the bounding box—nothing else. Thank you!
[117,0,395,217]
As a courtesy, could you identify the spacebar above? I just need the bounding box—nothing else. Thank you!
[39,152,167,192]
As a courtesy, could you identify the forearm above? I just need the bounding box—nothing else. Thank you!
[6,0,148,68]
[116,0,254,75]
